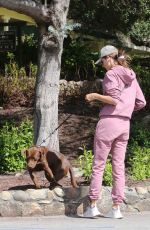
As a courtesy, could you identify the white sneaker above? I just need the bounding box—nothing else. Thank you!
[105,206,123,219]
[83,205,101,218]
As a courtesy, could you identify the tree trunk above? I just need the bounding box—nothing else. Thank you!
[0,0,70,151]
[34,25,61,151]
[34,0,70,151]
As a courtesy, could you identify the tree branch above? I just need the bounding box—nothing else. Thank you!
[0,0,70,28]
[0,0,50,24]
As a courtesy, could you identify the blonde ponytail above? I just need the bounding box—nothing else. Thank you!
[109,48,131,68]
[117,49,131,68]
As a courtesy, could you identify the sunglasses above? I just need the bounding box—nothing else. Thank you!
[100,56,108,64]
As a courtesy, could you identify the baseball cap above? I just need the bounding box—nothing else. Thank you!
[95,45,118,64]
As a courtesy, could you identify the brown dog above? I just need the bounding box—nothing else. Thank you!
[23,146,78,189]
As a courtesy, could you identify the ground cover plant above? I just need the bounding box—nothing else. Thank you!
[0,120,33,172]
[78,122,150,185]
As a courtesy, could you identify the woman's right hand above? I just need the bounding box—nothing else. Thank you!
[85,93,97,102]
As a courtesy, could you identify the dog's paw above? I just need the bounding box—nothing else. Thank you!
[35,184,42,189]
[74,184,79,188]
[49,181,62,190]
[72,180,79,188]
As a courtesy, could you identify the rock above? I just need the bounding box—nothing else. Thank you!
[44,201,65,216]
[47,190,55,201]
[27,189,48,200]
[135,187,148,195]
[134,199,150,211]
[0,191,13,201]
[0,201,22,217]
[13,190,30,202]
[124,187,139,205]
[97,187,112,213]
[38,200,52,204]
[54,187,65,197]
[147,186,150,193]
[73,167,84,177]
[15,173,23,178]
[22,202,44,216]
[0,185,150,217]
[123,204,139,213]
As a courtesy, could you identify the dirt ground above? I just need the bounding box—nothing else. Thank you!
[0,100,150,192]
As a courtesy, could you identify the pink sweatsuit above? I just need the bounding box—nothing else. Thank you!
[89,65,146,204]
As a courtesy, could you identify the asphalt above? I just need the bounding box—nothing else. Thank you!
[0,212,150,230]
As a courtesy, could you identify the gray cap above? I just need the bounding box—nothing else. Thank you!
[95,45,118,64]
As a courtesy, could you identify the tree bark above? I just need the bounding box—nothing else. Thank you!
[0,0,43,23]
[34,1,70,151]
[0,0,70,151]
[34,25,61,150]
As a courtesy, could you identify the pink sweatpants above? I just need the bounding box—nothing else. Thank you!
[89,115,130,204]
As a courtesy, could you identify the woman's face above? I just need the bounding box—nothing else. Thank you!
[100,55,116,70]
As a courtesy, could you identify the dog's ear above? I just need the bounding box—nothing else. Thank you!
[42,146,49,154]
[38,147,45,160]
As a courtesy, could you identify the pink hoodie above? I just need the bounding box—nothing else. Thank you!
[100,65,146,119]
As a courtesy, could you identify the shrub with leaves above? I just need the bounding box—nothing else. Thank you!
[0,120,33,173]
[78,147,93,180]
[127,122,150,180]
[127,146,150,180]
[61,39,104,81]
[133,65,150,103]
[78,146,112,186]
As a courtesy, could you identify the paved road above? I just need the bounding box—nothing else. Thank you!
[0,212,150,230]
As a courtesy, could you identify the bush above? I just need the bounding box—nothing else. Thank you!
[133,65,150,102]
[0,120,33,173]
[61,38,104,81]
[78,147,93,180]
[0,75,35,108]
[128,122,150,148]
[78,146,112,186]
[127,146,150,180]
[78,122,150,185]
[127,122,150,180]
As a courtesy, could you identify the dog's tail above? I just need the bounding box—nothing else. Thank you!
[69,166,78,188]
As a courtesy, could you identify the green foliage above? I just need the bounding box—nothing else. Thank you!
[22,33,38,48]
[127,122,150,180]
[129,20,150,45]
[78,122,150,185]
[5,52,37,79]
[69,0,150,45]
[128,122,150,148]
[78,146,112,186]
[103,159,112,186]
[0,120,33,173]
[5,52,20,78]
[48,22,81,38]
[133,65,150,100]
[127,146,150,180]
[61,38,104,81]
[0,74,35,108]
[21,33,38,66]
[0,53,36,108]
[78,147,93,179]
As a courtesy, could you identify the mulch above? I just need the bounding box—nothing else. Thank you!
[0,101,150,192]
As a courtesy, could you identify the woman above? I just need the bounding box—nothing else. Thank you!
[83,45,146,219]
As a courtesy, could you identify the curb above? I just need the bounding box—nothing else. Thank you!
[0,185,150,217]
